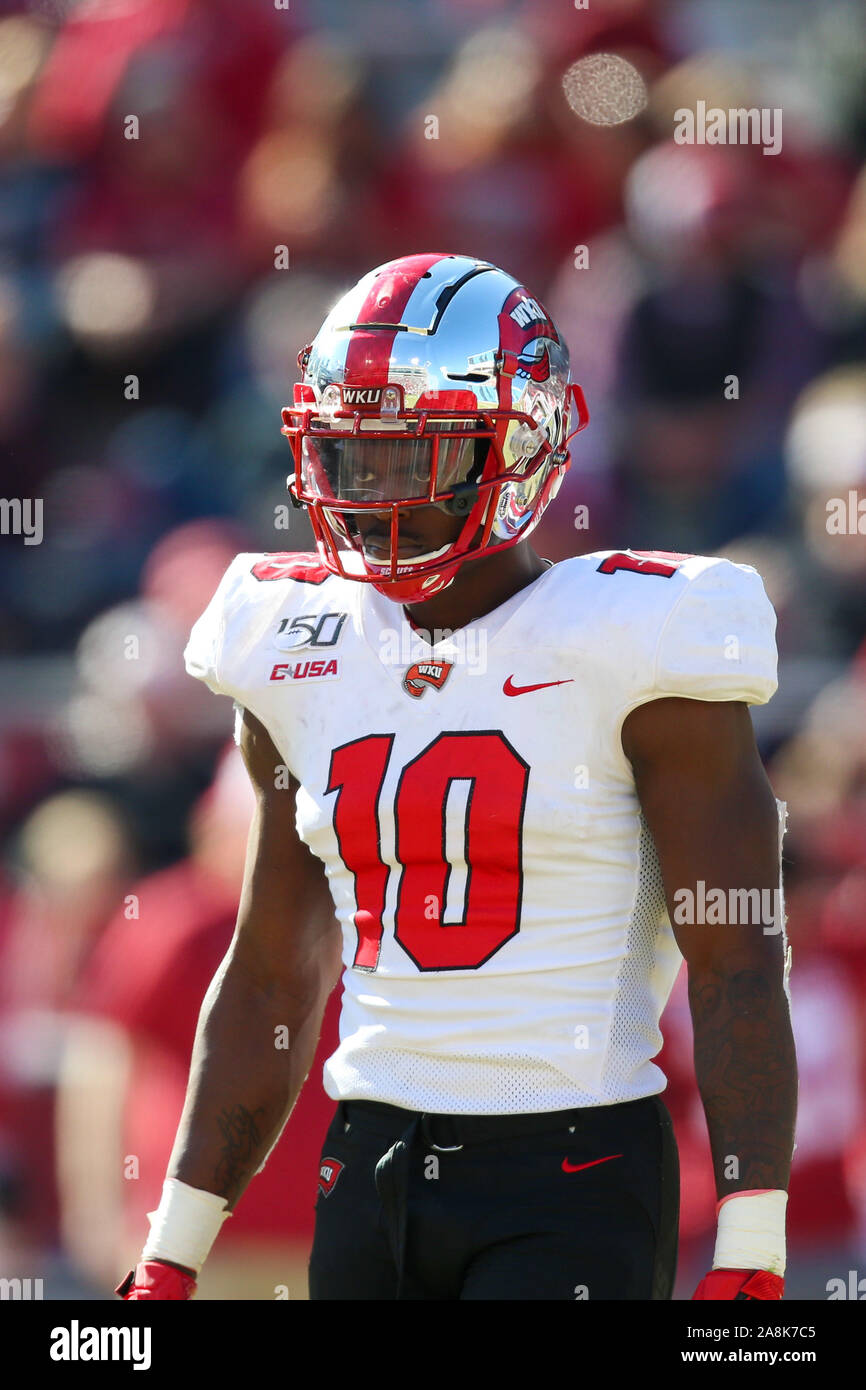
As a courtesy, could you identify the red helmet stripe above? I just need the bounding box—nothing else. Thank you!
[343,252,450,385]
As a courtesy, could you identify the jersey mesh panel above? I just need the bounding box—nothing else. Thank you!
[330,818,670,1113]
[603,814,669,1091]
[332,1049,605,1112]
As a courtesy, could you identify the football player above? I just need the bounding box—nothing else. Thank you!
[118,253,796,1301]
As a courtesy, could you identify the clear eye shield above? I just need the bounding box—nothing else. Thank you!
[299,420,483,511]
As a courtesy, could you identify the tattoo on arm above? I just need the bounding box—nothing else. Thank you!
[690,966,797,1194]
[212,1104,268,1201]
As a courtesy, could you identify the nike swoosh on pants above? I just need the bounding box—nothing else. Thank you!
[561,1153,623,1174]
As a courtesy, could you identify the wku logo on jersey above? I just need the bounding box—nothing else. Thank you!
[317,1158,344,1197]
[270,658,340,682]
[402,661,453,698]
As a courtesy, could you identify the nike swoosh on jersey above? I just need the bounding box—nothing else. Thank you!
[503,675,575,697]
[561,1153,623,1174]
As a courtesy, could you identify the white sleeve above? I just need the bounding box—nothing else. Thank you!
[183,554,255,696]
[649,559,778,705]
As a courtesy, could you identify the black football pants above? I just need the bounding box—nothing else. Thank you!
[308,1093,679,1300]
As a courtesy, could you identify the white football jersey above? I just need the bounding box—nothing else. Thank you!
[184,548,779,1114]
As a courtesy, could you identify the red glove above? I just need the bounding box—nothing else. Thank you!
[116,1260,197,1300]
[693,1269,784,1300]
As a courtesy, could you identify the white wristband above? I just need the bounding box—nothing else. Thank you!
[713,1189,787,1276]
[142,1178,232,1275]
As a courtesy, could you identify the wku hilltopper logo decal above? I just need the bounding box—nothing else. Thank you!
[318,1157,344,1198]
[402,661,453,698]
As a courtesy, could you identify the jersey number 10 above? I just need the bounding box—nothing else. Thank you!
[326,732,529,972]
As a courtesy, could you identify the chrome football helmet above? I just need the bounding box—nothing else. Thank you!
[281,252,588,602]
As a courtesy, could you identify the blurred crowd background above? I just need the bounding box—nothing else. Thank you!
[0,0,865,1301]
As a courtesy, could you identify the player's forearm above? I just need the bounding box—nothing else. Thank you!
[166,950,332,1208]
[688,954,797,1198]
